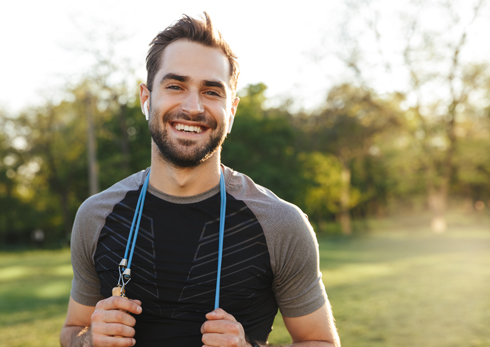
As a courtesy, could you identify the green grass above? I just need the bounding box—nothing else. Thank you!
[1,221,490,346]
[270,218,490,346]
[0,249,72,347]
[319,232,490,347]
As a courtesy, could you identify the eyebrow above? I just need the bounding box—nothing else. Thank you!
[203,80,226,94]
[160,73,188,84]
[160,73,227,95]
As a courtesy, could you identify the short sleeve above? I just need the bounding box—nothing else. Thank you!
[267,210,326,317]
[70,197,106,306]
[69,170,146,306]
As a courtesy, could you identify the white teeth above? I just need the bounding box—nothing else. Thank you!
[175,123,202,133]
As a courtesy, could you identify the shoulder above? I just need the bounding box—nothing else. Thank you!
[223,167,325,317]
[72,170,147,244]
[223,165,310,235]
[76,170,146,220]
[225,168,307,228]
[69,172,145,307]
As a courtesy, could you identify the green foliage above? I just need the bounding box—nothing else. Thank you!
[1,75,490,243]
[303,84,400,155]
[96,95,151,190]
[296,84,403,225]
[0,79,151,244]
[222,84,306,205]
[453,125,490,200]
[298,151,359,218]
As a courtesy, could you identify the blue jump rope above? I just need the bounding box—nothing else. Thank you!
[117,168,226,309]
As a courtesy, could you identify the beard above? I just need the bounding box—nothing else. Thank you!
[148,109,227,168]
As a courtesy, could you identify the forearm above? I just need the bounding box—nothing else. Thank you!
[60,325,92,347]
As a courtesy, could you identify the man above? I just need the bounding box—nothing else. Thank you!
[60,12,340,347]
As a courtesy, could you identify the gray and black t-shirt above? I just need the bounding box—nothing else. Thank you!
[70,165,326,346]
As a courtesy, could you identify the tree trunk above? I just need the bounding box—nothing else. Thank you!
[59,189,72,244]
[5,180,13,237]
[339,158,352,235]
[428,100,456,233]
[428,182,448,233]
[86,94,99,195]
[117,102,130,173]
[43,108,74,243]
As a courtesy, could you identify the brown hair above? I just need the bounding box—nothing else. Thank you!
[146,12,240,96]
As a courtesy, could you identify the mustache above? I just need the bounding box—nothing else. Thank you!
[162,110,217,129]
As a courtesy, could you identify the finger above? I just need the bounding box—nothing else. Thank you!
[202,332,221,346]
[92,333,136,347]
[96,296,143,315]
[202,332,240,347]
[130,299,142,306]
[205,308,237,321]
[201,319,242,335]
[92,321,136,338]
[92,308,137,327]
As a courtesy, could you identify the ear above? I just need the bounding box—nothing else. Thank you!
[228,97,240,134]
[231,97,240,116]
[139,84,151,118]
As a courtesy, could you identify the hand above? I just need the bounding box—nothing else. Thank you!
[90,296,142,347]
[201,308,250,347]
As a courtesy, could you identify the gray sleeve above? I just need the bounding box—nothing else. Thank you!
[70,196,106,306]
[260,203,326,317]
[225,168,327,318]
[70,170,146,306]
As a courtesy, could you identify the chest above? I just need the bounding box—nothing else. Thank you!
[94,192,273,318]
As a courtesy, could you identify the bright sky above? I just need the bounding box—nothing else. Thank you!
[0,0,344,113]
[2,0,488,115]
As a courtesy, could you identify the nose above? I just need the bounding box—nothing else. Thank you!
[181,89,204,116]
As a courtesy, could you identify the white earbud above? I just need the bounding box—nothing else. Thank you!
[227,116,235,134]
[143,100,149,121]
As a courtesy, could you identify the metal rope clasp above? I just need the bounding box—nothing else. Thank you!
[114,258,131,297]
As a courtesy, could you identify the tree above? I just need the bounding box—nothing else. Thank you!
[14,98,87,241]
[222,84,306,205]
[0,26,148,245]
[64,24,138,195]
[297,151,346,231]
[0,109,37,243]
[298,84,400,234]
[330,0,490,232]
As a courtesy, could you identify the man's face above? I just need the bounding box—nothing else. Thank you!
[143,40,238,168]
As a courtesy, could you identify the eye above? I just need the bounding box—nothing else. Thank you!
[205,90,221,97]
[166,85,182,91]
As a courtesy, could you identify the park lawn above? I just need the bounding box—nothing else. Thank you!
[0,248,72,347]
[1,224,490,346]
[319,229,490,347]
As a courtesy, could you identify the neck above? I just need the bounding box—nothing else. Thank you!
[149,146,222,197]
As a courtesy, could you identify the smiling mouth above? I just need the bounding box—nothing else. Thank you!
[173,122,205,134]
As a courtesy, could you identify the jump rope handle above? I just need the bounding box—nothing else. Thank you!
[111,287,129,338]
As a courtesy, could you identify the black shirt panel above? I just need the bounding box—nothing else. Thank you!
[94,188,276,346]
